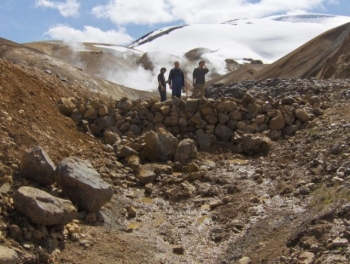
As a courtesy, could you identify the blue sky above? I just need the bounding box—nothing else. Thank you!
[1,0,350,45]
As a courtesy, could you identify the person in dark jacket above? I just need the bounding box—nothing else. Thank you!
[168,61,185,100]
[192,60,209,98]
[158,67,167,102]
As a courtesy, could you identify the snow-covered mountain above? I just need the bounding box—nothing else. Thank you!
[127,14,350,75]
[30,14,350,92]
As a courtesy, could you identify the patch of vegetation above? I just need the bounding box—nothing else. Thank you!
[308,128,321,138]
[309,186,350,212]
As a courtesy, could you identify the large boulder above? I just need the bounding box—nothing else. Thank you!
[20,146,56,186]
[0,246,19,264]
[55,157,113,212]
[241,135,271,155]
[174,139,198,164]
[13,186,77,226]
[143,128,178,162]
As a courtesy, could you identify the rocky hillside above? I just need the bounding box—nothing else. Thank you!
[1,52,350,263]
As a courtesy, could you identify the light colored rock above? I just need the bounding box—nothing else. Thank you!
[332,237,349,247]
[298,251,315,264]
[143,129,178,162]
[241,134,271,155]
[0,245,18,264]
[295,108,310,122]
[56,157,113,212]
[20,146,56,186]
[136,164,157,184]
[13,186,77,226]
[238,256,251,264]
[57,97,76,116]
[174,139,198,165]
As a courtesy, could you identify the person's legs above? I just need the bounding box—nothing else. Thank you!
[199,84,206,98]
[160,90,166,102]
[191,84,199,98]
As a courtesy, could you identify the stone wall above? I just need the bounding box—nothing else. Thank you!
[58,92,323,156]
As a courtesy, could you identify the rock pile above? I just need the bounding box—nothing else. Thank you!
[58,82,325,159]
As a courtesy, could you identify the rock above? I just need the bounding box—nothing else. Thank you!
[83,106,98,120]
[96,116,115,129]
[309,96,321,106]
[120,146,139,158]
[98,105,109,117]
[0,245,19,264]
[136,164,157,184]
[174,139,198,164]
[153,112,164,123]
[55,157,113,212]
[143,128,178,162]
[223,101,237,112]
[295,108,310,122]
[269,114,285,130]
[184,162,199,173]
[13,186,77,225]
[198,134,211,151]
[210,199,223,210]
[125,155,141,171]
[164,116,178,126]
[128,206,137,218]
[218,113,230,124]
[238,256,251,264]
[241,134,271,155]
[128,124,142,136]
[215,124,233,142]
[173,245,184,255]
[185,99,199,112]
[144,183,153,194]
[85,213,97,223]
[20,146,56,186]
[331,237,349,247]
[298,252,315,264]
[229,110,242,121]
[191,111,202,125]
[103,131,120,145]
[9,225,22,240]
[57,97,76,116]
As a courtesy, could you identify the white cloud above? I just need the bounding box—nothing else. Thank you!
[92,0,173,25]
[35,0,80,17]
[45,24,133,45]
[91,0,340,25]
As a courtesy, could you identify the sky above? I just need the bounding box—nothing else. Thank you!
[0,0,350,45]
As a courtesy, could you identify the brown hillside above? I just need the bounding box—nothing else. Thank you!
[253,22,350,80]
[0,38,154,100]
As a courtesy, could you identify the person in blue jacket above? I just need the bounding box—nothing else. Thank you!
[168,61,185,100]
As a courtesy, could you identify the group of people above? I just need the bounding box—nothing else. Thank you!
[157,60,209,102]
